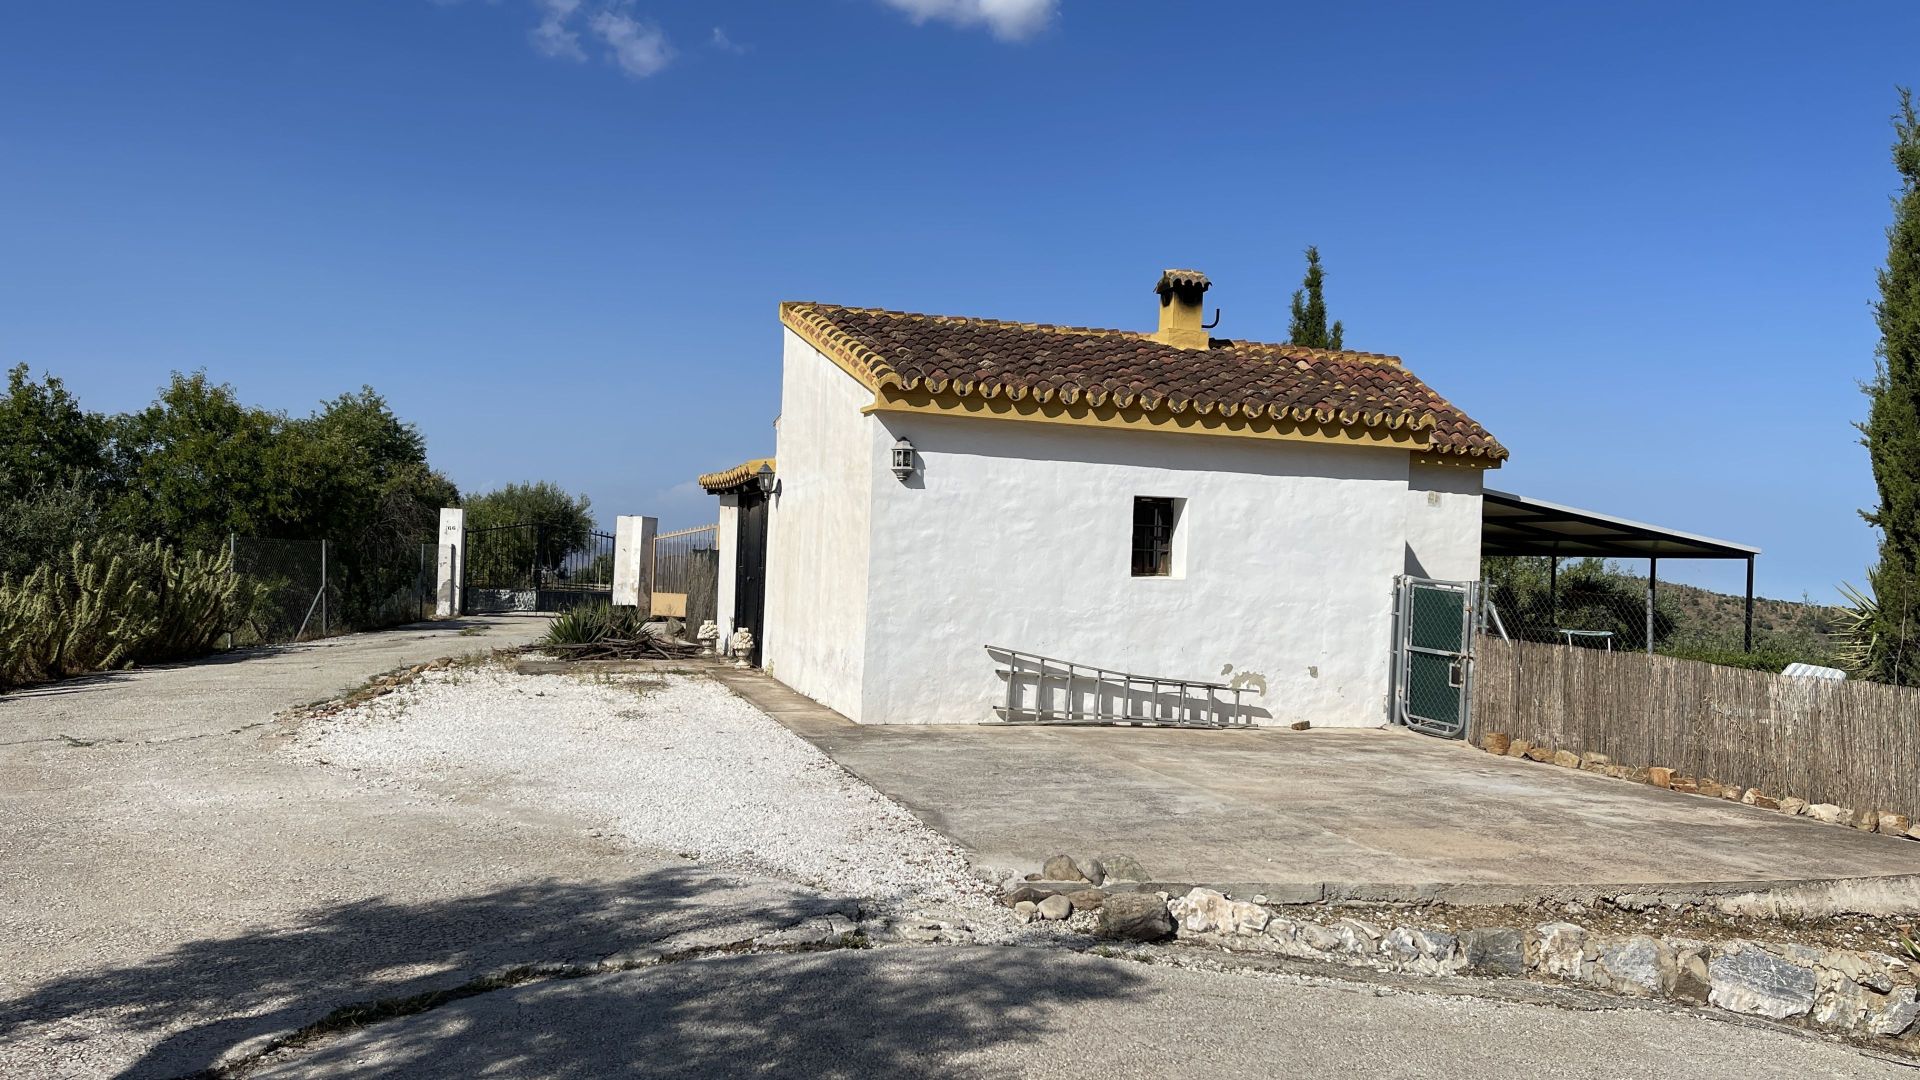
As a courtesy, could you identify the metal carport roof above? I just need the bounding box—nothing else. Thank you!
[1480,488,1762,652]
[1482,489,1761,560]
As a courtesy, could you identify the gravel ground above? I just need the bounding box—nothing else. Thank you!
[292,666,1035,930]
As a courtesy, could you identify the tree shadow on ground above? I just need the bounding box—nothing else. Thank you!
[0,866,885,1079]
[252,948,1149,1080]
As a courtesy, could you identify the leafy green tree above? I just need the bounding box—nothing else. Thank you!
[286,389,460,625]
[1287,246,1345,351]
[463,481,597,586]
[0,364,111,500]
[0,366,116,577]
[1853,87,1920,684]
[109,371,296,551]
[0,476,105,580]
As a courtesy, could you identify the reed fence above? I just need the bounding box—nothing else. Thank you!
[1470,636,1920,820]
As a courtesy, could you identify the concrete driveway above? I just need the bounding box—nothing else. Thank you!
[718,671,1920,902]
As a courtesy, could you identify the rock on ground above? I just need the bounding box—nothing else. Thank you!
[1098,893,1174,941]
[1709,946,1818,1020]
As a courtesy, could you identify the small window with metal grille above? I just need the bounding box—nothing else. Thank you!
[1131,496,1180,577]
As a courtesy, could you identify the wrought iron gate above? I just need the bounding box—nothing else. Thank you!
[1393,575,1479,739]
[462,523,615,614]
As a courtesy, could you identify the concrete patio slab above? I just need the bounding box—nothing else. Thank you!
[713,669,1920,905]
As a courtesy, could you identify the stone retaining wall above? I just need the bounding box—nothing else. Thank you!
[1162,887,1920,1045]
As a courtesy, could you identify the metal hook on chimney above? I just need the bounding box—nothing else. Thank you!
[1202,308,1221,329]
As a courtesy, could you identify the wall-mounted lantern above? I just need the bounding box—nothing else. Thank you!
[890,436,916,481]
[754,462,777,496]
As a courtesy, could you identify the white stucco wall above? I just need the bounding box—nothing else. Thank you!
[1403,461,1484,582]
[715,493,739,643]
[762,330,877,721]
[858,416,1417,727]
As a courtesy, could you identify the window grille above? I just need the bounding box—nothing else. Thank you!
[1132,497,1176,577]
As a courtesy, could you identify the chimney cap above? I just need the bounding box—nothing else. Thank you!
[1155,269,1211,296]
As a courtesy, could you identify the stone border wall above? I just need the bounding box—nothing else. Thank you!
[1476,729,1920,843]
[1159,887,1920,1045]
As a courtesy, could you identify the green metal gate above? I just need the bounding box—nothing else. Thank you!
[1394,575,1479,739]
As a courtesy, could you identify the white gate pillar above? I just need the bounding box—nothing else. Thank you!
[435,507,465,617]
[613,515,657,610]
[715,494,739,643]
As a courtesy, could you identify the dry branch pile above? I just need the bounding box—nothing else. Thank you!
[541,632,702,661]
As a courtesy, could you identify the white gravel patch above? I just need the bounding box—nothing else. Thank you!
[291,667,1016,924]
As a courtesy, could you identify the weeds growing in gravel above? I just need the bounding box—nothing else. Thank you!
[571,671,666,699]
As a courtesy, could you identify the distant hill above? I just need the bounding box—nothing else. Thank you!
[1654,580,1842,664]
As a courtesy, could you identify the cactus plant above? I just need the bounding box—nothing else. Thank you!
[0,536,265,689]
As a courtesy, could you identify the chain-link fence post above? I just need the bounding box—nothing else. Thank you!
[226,532,236,651]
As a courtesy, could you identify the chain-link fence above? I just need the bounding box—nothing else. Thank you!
[1479,556,1841,670]
[227,536,436,647]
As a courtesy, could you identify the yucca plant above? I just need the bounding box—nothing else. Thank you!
[538,602,694,660]
[1832,566,1920,684]
[541,602,651,648]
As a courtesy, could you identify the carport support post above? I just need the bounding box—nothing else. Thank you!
[1548,555,1558,629]
[613,515,657,611]
[1744,556,1755,653]
[1646,557,1657,655]
[435,507,465,618]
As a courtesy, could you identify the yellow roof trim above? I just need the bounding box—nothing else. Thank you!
[697,457,775,494]
[1412,451,1501,471]
[863,386,1434,452]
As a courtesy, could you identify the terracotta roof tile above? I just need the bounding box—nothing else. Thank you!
[698,457,774,493]
[779,303,1506,462]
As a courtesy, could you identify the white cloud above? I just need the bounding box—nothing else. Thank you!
[529,0,585,61]
[588,6,673,77]
[523,0,672,78]
[878,0,1056,41]
[710,26,747,54]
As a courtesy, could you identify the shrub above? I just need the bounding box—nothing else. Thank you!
[1657,641,1806,673]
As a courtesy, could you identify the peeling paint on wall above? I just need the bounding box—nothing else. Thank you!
[1224,667,1269,695]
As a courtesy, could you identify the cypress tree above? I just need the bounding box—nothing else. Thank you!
[1856,87,1920,682]
[1288,246,1345,350]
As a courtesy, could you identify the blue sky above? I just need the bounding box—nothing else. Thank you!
[1,1,1915,602]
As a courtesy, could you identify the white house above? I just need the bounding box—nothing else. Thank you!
[700,270,1505,727]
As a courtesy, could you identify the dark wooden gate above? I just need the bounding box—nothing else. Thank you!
[733,489,768,665]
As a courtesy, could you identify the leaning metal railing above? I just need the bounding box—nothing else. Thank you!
[988,646,1252,729]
